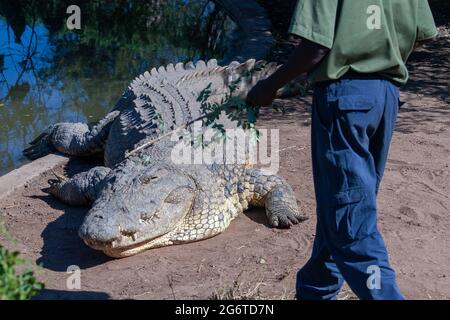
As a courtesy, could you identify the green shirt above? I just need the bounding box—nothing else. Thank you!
[289,0,438,84]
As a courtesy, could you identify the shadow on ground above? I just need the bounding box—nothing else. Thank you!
[243,208,271,228]
[33,158,112,272]
[405,38,450,101]
[395,38,450,135]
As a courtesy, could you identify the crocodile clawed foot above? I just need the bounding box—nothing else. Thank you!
[267,207,308,229]
[23,126,55,160]
[42,169,67,196]
[42,179,63,196]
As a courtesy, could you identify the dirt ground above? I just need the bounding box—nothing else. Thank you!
[1,33,450,300]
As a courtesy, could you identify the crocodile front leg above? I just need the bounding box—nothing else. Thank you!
[23,111,119,160]
[244,169,308,228]
[43,166,111,206]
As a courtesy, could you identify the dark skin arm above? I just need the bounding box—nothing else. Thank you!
[246,38,330,106]
[414,38,434,49]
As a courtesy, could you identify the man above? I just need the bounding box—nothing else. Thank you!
[247,0,437,300]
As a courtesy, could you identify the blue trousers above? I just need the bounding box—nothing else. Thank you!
[296,76,404,300]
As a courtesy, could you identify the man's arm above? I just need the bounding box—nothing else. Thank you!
[414,38,434,50]
[246,38,329,106]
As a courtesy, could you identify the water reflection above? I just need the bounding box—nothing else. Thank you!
[0,0,234,175]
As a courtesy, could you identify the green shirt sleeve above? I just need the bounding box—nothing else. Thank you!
[416,0,438,41]
[288,0,338,49]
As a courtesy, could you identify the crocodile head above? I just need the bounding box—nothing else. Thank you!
[79,163,196,257]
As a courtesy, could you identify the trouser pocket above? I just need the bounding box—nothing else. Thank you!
[328,187,378,243]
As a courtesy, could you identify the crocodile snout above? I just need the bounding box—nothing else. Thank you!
[79,214,120,247]
[78,164,197,257]
[79,210,144,252]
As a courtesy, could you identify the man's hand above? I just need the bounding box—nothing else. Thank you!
[246,79,278,107]
[246,38,330,107]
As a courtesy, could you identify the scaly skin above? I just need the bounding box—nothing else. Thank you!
[78,139,305,258]
[24,59,306,258]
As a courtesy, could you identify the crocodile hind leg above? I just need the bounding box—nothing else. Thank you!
[245,169,308,228]
[44,166,111,206]
[23,111,120,160]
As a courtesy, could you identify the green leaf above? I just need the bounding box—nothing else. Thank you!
[0,245,44,300]
[195,62,273,148]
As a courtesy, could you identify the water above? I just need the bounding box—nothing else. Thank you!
[0,0,235,175]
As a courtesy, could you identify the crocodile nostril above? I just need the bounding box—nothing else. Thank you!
[119,229,137,240]
[94,214,104,219]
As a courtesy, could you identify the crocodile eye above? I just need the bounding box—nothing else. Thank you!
[141,176,159,185]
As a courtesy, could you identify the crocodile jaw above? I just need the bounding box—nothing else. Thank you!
[83,236,169,258]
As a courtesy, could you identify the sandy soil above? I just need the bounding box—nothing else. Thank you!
[0,36,449,300]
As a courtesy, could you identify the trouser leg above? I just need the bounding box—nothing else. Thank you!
[296,219,344,300]
[296,90,344,300]
[301,78,404,300]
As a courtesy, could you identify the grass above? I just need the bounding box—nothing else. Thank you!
[0,221,44,300]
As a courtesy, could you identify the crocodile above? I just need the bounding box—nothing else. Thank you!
[23,59,306,258]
